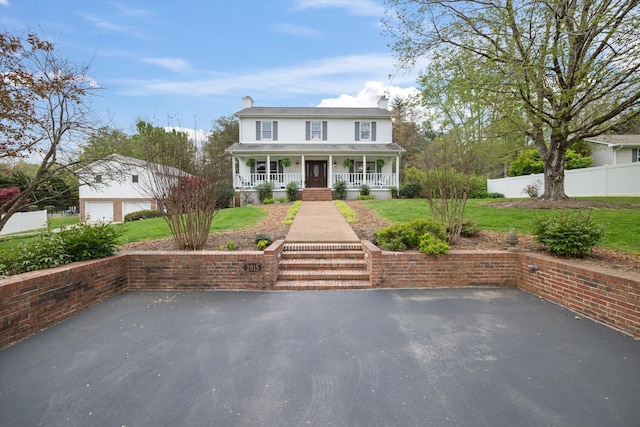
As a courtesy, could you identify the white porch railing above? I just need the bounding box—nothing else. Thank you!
[234,172,398,189]
[333,173,397,188]
[235,173,303,189]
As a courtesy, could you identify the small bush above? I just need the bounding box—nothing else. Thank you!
[333,180,348,200]
[254,232,273,246]
[283,200,302,224]
[374,218,446,251]
[532,210,605,258]
[418,233,449,257]
[256,240,269,250]
[522,179,542,198]
[124,209,163,222]
[286,181,299,202]
[225,241,235,251]
[487,192,505,198]
[274,197,287,204]
[399,182,423,198]
[390,187,398,198]
[357,195,375,200]
[1,222,122,276]
[360,184,370,196]
[255,182,274,203]
[454,218,481,237]
[263,198,274,204]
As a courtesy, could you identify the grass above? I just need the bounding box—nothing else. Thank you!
[365,198,640,255]
[0,206,267,250]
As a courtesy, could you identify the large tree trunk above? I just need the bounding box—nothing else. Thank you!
[539,135,569,200]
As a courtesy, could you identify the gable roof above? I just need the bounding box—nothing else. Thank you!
[76,154,188,177]
[585,135,640,147]
[235,106,393,119]
[226,143,405,155]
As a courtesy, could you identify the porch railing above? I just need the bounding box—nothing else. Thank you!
[234,172,397,189]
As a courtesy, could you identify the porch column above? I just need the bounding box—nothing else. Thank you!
[266,155,271,183]
[328,154,333,188]
[231,156,236,187]
[396,154,400,189]
[300,155,305,189]
[362,154,367,186]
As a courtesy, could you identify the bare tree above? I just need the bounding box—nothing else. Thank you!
[139,125,229,250]
[384,0,640,200]
[1,32,96,230]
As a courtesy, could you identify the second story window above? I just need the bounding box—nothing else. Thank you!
[355,121,376,141]
[95,174,102,183]
[256,121,278,141]
[132,175,139,183]
[305,121,328,141]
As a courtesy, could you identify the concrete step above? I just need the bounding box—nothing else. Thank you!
[274,280,371,290]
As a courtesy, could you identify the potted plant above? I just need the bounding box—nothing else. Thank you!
[245,158,256,167]
[376,158,385,169]
[343,158,354,169]
[280,158,291,167]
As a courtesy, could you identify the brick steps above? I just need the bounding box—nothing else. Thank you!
[275,243,371,290]
[301,189,333,201]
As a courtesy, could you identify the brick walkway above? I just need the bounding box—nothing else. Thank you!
[285,201,359,242]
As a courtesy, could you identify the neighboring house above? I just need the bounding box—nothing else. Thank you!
[226,96,405,204]
[77,154,169,222]
[584,135,640,166]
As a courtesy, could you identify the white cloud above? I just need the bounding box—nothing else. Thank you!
[79,13,154,40]
[0,0,9,7]
[142,57,191,73]
[272,23,322,38]
[164,126,210,145]
[116,52,414,97]
[293,0,385,17]
[317,81,420,108]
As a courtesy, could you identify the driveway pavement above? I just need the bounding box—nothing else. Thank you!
[1,288,639,426]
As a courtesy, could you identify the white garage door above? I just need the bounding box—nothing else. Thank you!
[85,202,114,222]
[123,201,151,217]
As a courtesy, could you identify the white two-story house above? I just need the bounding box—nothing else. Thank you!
[226,96,404,204]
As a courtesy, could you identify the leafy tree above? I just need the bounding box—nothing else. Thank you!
[390,96,432,172]
[81,126,136,160]
[384,0,640,200]
[509,148,592,176]
[203,115,239,186]
[0,32,96,231]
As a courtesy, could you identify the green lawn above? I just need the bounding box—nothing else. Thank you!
[0,206,267,250]
[365,198,640,255]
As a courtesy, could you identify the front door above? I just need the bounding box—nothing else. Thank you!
[306,161,327,188]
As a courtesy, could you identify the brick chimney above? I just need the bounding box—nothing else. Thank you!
[242,96,254,109]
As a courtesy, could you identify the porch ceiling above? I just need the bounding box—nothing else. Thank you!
[226,143,405,155]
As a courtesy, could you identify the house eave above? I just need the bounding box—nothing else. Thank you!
[226,143,406,155]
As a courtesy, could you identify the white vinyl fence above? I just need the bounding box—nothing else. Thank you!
[488,163,640,198]
[0,210,47,236]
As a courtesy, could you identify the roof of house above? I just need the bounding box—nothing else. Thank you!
[235,107,393,119]
[584,134,640,147]
[75,154,188,177]
[226,143,405,154]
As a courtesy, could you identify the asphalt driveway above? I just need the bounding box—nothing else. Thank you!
[1,288,639,426]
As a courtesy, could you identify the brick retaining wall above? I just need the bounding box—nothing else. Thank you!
[0,255,128,349]
[1,245,638,349]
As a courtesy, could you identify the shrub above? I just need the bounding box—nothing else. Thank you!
[256,240,269,250]
[390,187,398,198]
[225,241,235,251]
[456,219,481,237]
[285,181,299,202]
[532,210,605,258]
[333,180,348,200]
[274,197,287,203]
[418,233,449,257]
[522,179,542,197]
[357,195,375,200]
[254,232,273,246]
[124,209,163,222]
[360,184,370,196]
[1,222,122,276]
[399,182,423,198]
[255,182,274,203]
[374,218,446,251]
[487,192,505,198]
[263,198,274,204]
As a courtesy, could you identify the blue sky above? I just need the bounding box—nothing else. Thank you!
[1,0,423,140]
